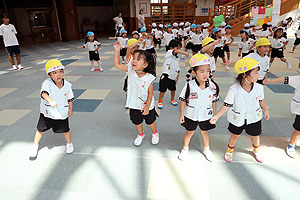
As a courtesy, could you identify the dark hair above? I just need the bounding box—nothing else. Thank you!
[240,30,249,41]
[85,34,97,44]
[273,27,283,39]
[1,13,9,19]
[169,39,182,48]
[298,26,300,30]
[184,66,220,106]
[235,67,260,85]
[139,9,144,14]
[133,49,156,77]
[262,23,268,31]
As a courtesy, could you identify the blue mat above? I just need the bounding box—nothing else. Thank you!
[72,99,103,112]
[266,84,295,93]
[73,89,86,99]
[61,59,78,66]
[153,82,159,91]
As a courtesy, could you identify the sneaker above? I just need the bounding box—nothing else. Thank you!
[29,144,39,158]
[152,133,159,145]
[17,64,23,70]
[12,65,17,70]
[90,68,95,72]
[178,148,189,161]
[170,100,178,106]
[253,150,264,163]
[224,65,230,70]
[100,67,104,72]
[134,134,145,146]
[66,143,74,154]
[287,64,292,70]
[224,149,233,162]
[289,51,294,53]
[203,149,215,162]
[158,102,163,109]
[286,146,296,158]
[122,61,125,64]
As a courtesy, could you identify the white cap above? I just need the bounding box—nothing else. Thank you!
[152,23,156,27]
[282,20,288,24]
[159,24,163,28]
[250,22,255,26]
[221,22,226,26]
[179,22,184,26]
[173,22,178,27]
[272,25,278,29]
[204,22,210,27]
[244,23,250,28]
[185,22,190,26]
[267,22,272,26]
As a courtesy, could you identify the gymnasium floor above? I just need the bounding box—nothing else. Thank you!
[0,38,299,200]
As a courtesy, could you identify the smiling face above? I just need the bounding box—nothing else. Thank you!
[275,29,283,38]
[131,52,148,72]
[88,35,94,42]
[225,28,231,34]
[49,69,64,84]
[192,64,210,83]
[244,67,259,83]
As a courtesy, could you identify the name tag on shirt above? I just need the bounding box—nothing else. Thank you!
[190,92,198,99]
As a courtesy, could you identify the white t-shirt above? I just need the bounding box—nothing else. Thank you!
[271,37,287,49]
[285,76,300,115]
[204,53,216,73]
[179,79,218,122]
[246,52,270,80]
[0,24,19,47]
[178,28,184,36]
[155,30,163,39]
[138,14,145,28]
[126,65,155,110]
[162,50,180,80]
[224,35,232,44]
[260,30,272,38]
[145,38,154,49]
[220,28,226,34]
[215,36,226,47]
[239,38,255,53]
[183,27,190,37]
[190,32,202,45]
[163,32,173,46]
[83,41,101,51]
[117,37,128,49]
[40,78,74,120]
[224,83,264,126]
[113,17,123,30]
[295,30,300,39]
[202,29,210,38]
[172,29,178,38]
[151,28,157,35]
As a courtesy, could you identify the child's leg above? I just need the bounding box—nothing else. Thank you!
[90,60,95,71]
[64,131,72,143]
[33,130,45,145]
[200,130,210,148]
[228,134,240,148]
[8,55,15,66]
[170,91,176,102]
[183,130,195,148]
[96,60,103,71]
[292,45,297,52]
[281,57,291,69]
[280,57,287,62]
[122,56,125,62]
[222,56,226,63]
[289,130,300,145]
[64,131,74,153]
[16,54,21,65]
[251,135,260,148]
[148,122,157,133]
[226,52,230,61]
[158,91,165,102]
[136,124,144,135]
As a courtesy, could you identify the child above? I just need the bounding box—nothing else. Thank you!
[76,31,103,72]
[178,22,185,42]
[139,27,147,50]
[172,22,179,40]
[223,25,234,61]
[259,23,273,39]
[220,21,226,34]
[109,29,129,64]
[0,14,23,70]
[202,22,211,38]
[113,42,159,146]
[178,54,219,161]
[270,27,291,69]
[190,25,203,55]
[163,24,174,52]
[151,23,157,36]
[29,59,74,158]
[238,29,256,57]
[245,38,271,85]
[212,27,229,70]
[132,30,140,39]
[290,25,300,53]
[158,39,189,109]
[249,22,257,40]
[200,37,218,80]
[264,76,300,158]
[184,24,196,52]
[144,31,157,58]
[210,58,270,163]
[153,24,163,50]
[183,22,190,49]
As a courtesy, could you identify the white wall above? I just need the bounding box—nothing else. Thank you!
[135,0,151,18]
[278,3,300,37]
[195,0,214,16]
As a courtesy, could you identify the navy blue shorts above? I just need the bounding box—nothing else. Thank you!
[6,45,21,56]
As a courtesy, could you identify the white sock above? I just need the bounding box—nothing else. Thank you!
[183,147,189,150]
[204,146,210,151]
[90,61,95,69]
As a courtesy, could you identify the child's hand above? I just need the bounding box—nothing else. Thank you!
[141,107,149,115]
[264,109,270,120]
[113,42,121,51]
[184,52,189,57]
[238,53,241,57]
[138,37,144,43]
[179,115,185,124]
[68,109,73,117]
[76,47,80,50]
[263,78,269,85]
[209,116,219,124]
[214,39,222,45]
[49,100,58,107]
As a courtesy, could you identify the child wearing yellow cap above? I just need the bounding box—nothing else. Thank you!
[178,54,220,161]
[210,57,270,163]
[29,59,74,158]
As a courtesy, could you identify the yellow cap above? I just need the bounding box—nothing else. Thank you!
[234,58,260,74]
[189,54,210,67]
[127,38,139,47]
[45,59,64,74]
[202,37,214,47]
[256,38,271,47]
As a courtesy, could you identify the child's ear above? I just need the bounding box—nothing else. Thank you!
[143,62,148,69]
[191,70,196,76]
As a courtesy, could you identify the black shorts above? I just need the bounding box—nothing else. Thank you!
[242,50,254,57]
[223,44,230,52]
[159,74,176,92]
[176,36,183,41]
[123,76,128,92]
[213,47,225,58]
[37,113,70,133]
[271,48,284,58]
[6,45,21,56]
[184,36,189,40]
[181,117,216,131]
[293,115,300,131]
[185,42,194,50]
[192,44,202,53]
[89,51,100,61]
[129,108,158,125]
[294,38,300,46]
[153,37,161,45]
[166,45,170,52]
[120,48,127,56]
[250,34,256,40]
[146,47,156,54]
[228,120,262,136]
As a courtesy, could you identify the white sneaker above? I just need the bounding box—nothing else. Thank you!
[152,133,159,145]
[66,143,74,154]
[286,146,296,158]
[203,149,215,162]
[224,65,230,70]
[12,65,17,70]
[29,144,39,158]
[178,148,189,161]
[122,61,125,64]
[100,67,104,72]
[253,150,264,163]
[17,64,23,70]
[289,51,294,53]
[134,134,145,146]
[90,68,95,72]
[287,64,292,70]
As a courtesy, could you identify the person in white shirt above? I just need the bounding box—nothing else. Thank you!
[178,22,184,42]
[158,40,189,109]
[210,57,270,163]
[238,29,256,57]
[0,14,23,70]
[290,26,300,53]
[144,31,157,58]
[153,24,163,50]
[265,76,300,158]
[200,37,219,80]
[184,24,197,52]
[270,27,291,69]
[183,22,190,49]
[212,27,229,70]
[223,25,234,61]
[76,31,103,72]
[137,9,146,32]
[109,29,129,64]
[220,21,226,34]
[163,24,174,52]
[178,54,220,161]
[113,42,160,146]
[113,12,125,33]
[172,22,179,40]
[29,59,74,158]
[190,25,203,55]
[258,23,273,39]
[202,22,211,38]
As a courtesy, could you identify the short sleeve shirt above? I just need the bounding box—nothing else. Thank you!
[0,24,19,47]
[83,41,101,51]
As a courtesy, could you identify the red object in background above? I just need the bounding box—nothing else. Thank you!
[215,0,236,4]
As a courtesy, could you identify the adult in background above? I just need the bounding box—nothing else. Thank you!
[113,12,125,33]
[137,9,145,32]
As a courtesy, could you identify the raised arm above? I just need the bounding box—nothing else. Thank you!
[113,42,128,72]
